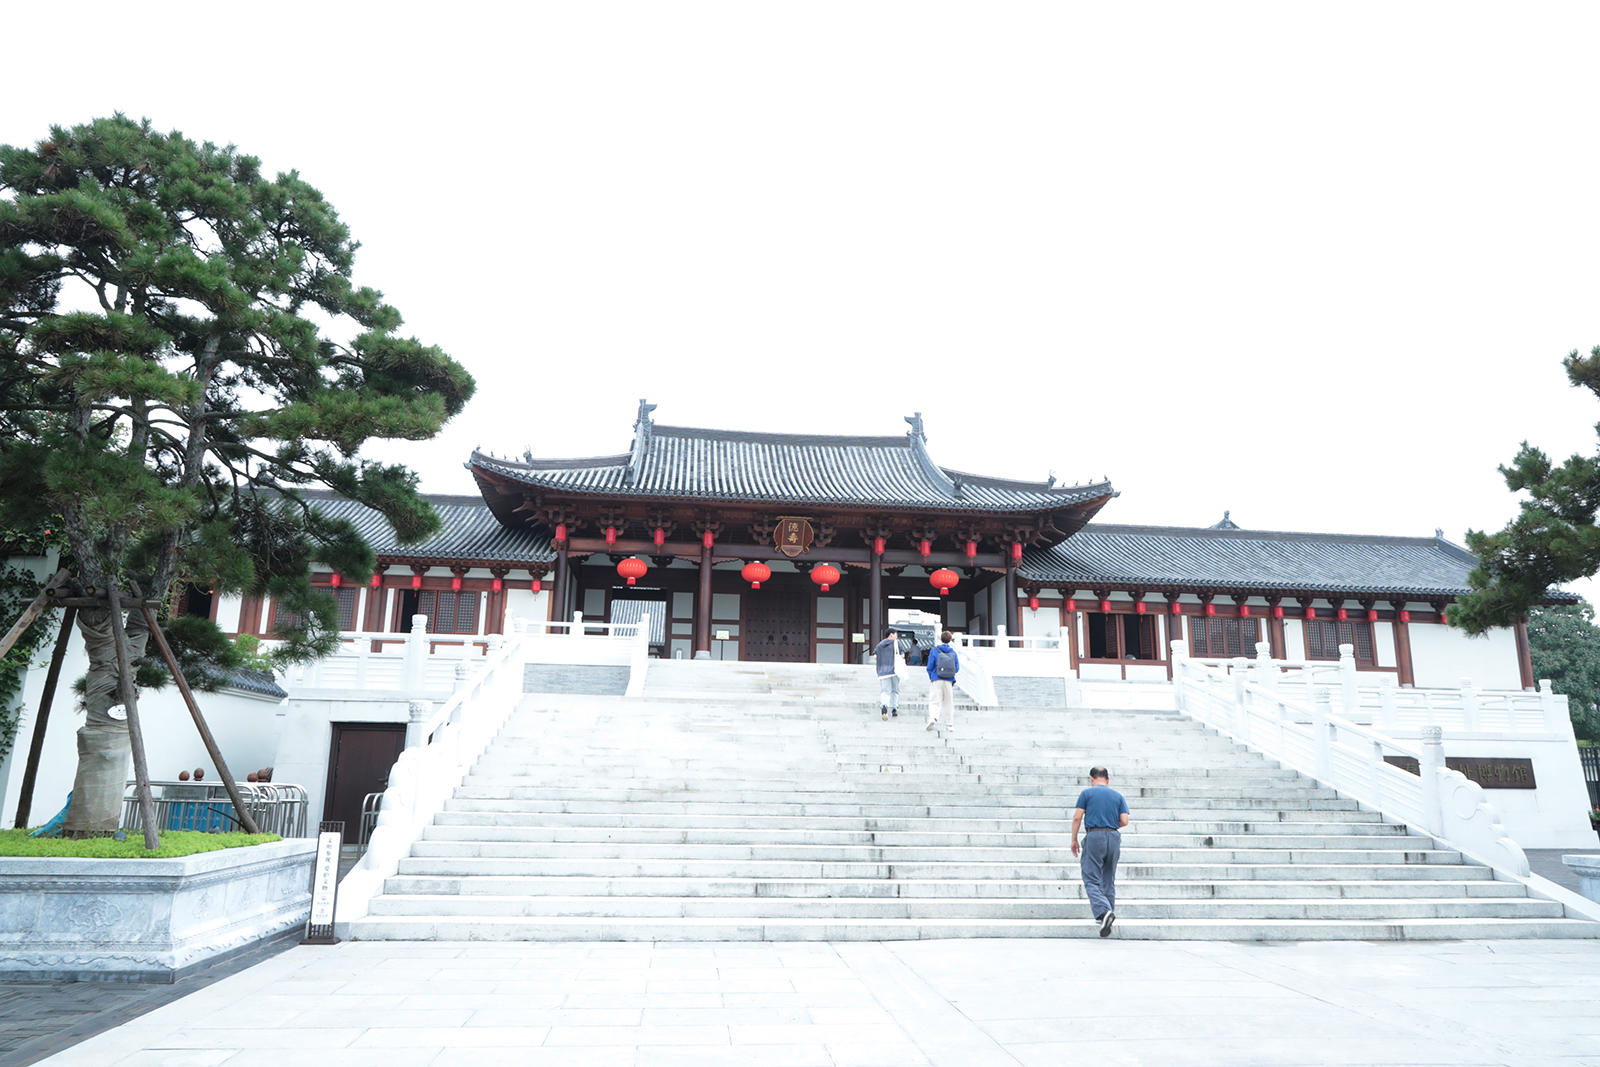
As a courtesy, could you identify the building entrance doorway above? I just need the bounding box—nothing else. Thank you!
[744,592,810,662]
[323,723,406,845]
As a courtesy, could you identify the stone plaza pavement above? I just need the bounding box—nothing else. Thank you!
[26,937,1600,1067]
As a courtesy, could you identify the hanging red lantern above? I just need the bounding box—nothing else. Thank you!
[1273,604,1284,619]
[330,573,342,588]
[1239,605,1250,617]
[1100,599,1111,613]
[919,539,932,558]
[1400,609,1411,622]
[1204,602,1215,616]
[370,572,382,588]
[742,561,772,589]
[873,537,885,555]
[1305,606,1317,620]
[605,526,617,545]
[1011,542,1023,561]
[703,530,715,548]
[812,563,841,592]
[492,577,503,592]
[451,575,463,591]
[532,578,542,594]
[554,523,568,543]
[653,527,665,547]
[1136,601,1146,614]
[1170,601,1182,615]
[929,567,959,596]
[617,557,648,586]
[1337,608,1348,621]
[1066,598,1078,612]
[411,574,423,590]
[1029,596,1039,611]
[1367,608,1378,622]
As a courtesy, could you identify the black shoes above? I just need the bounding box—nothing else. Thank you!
[1099,910,1116,937]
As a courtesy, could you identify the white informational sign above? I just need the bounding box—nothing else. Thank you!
[308,831,341,925]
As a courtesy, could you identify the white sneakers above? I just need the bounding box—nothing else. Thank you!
[925,720,935,731]
[1099,910,1116,937]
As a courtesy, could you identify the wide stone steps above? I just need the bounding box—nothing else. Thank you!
[350,914,1595,941]
[347,684,1598,942]
[365,893,1563,921]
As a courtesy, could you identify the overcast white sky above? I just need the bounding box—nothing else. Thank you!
[9,3,1600,596]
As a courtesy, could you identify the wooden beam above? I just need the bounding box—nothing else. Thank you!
[12,606,75,829]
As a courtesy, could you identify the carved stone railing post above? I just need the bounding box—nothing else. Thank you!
[1231,656,1249,734]
[1377,675,1399,733]
[1460,677,1480,732]
[1311,686,1334,784]
[405,699,433,749]
[1420,725,1444,835]
[1337,643,1360,720]
[1170,640,1189,708]
[403,614,429,694]
[1538,679,1565,734]
[1255,641,1277,693]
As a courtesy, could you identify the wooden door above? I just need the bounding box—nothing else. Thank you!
[323,723,407,844]
[744,592,811,662]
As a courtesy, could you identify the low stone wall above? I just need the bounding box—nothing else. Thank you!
[0,838,316,982]
[1567,855,1600,905]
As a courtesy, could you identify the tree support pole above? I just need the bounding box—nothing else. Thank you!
[0,569,68,662]
[105,585,160,850]
[12,606,75,829]
[140,604,260,834]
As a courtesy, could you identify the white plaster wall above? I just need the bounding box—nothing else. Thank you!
[1126,664,1170,683]
[1373,622,1396,668]
[272,693,412,828]
[2,624,286,829]
[1408,625,1524,692]
[1282,619,1305,658]
[1077,663,1123,682]
[503,587,547,626]
[214,593,243,634]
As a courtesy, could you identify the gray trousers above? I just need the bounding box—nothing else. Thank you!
[878,674,899,709]
[1080,829,1121,919]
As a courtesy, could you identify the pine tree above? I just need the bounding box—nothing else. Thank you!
[1524,604,1600,741]
[1455,351,1600,635]
[0,116,475,833]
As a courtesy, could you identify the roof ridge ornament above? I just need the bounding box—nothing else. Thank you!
[904,412,926,441]
[627,399,657,486]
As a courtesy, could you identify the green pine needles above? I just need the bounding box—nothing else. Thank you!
[1456,350,1600,635]
[0,115,475,670]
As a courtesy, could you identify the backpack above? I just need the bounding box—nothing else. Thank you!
[934,647,957,680]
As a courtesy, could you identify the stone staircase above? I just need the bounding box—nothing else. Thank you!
[347,662,1598,941]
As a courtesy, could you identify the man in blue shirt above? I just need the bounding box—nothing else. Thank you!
[1072,766,1130,937]
[924,630,960,733]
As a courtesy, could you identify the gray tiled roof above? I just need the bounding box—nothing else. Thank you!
[303,490,555,564]
[208,666,287,700]
[471,425,1110,515]
[1017,523,1579,601]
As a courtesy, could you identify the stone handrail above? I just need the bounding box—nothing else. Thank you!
[334,623,530,929]
[1172,639,1531,878]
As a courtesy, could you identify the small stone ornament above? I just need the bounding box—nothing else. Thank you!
[112,831,126,842]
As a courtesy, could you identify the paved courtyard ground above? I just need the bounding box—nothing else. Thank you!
[24,936,1600,1067]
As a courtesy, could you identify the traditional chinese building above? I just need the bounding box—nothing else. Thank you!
[263,402,1561,692]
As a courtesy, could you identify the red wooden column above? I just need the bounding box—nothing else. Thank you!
[1265,596,1286,659]
[1388,600,1415,686]
[695,527,715,657]
[1004,556,1020,645]
[1513,617,1535,690]
[869,539,884,644]
[551,542,570,626]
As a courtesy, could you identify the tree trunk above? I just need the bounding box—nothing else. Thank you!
[62,606,152,835]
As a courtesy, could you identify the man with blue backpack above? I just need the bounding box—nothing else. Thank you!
[924,629,960,733]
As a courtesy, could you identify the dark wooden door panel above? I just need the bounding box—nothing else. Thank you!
[323,723,407,844]
[744,593,810,662]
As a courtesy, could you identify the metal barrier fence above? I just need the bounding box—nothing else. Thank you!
[359,791,384,849]
[1582,747,1599,810]
[121,780,310,838]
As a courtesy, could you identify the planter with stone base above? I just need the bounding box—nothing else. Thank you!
[0,838,315,982]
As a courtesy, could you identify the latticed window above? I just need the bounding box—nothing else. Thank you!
[1084,612,1159,661]
[1305,619,1374,665]
[331,587,359,630]
[1188,617,1261,658]
[418,590,480,635]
